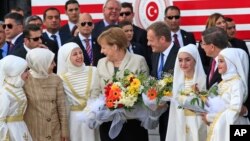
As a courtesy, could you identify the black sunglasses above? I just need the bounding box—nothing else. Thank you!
[28,36,42,41]
[120,12,131,17]
[81,22,93,27]
[166,15,180,20]
[3,24,13,29]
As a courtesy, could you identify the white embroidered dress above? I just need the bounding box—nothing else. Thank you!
[57,42,100,141]
[0,55,32,141]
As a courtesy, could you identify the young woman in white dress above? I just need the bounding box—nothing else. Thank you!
[57,42,100,141]
[165,44,207,141]
[202,48,250,141]
[0,55,32,141]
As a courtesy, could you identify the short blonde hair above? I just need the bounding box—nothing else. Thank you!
[97,27,128,50]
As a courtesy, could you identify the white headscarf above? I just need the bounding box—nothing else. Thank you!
[166,44,207,141]
[219,48,249,100]
[0,55,28,88]
[26,48,55,78]
[173,44,207,97]
[57,42,84,75]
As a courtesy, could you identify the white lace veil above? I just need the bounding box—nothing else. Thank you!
[57,42,83,75]
[219,48,249,101]
[26,48,55,78]
[0,55,27,88]
[166,44,207,141]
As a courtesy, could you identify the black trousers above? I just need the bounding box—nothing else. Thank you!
[99,119,149,141]
[159,104,170,141]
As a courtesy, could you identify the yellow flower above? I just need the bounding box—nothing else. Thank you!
[130,78,141,88]
[164,91,172,97]
[127,86,139,97]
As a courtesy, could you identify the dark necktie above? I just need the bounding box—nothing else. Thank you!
[157,53,164,79]
[84,39,92,65]
[209,59,216,84]
[0,49,3,59]
[51,34,59,47]
[7,41,14,54]
[173,34,180,48]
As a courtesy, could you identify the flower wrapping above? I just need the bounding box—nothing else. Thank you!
[142,73,173,111]
[82,69,165,139]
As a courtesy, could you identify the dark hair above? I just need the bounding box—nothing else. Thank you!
[121,2,133,12]
[202,26,228,49]
[4,12,24,25]
[43,7,60,20]
[65,0,80,10]
[23,24,41,38]
[147,21,171,42]
[119,21,132,28]
[10,7,24,12]
[224,17,233,22]
[164,6,180,17]
[25,15,43,26]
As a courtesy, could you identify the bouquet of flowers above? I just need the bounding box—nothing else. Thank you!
[83,69,153,139]
[104,69,146,110]
[142,72,173,111]
[178,83,219,113]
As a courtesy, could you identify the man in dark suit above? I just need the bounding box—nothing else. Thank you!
[68,13,104,66]
[11,24,47,59]
[4,12,24,54]
[119,2,152,70]
[147,21,179,141]
[201,26,250,120]
[59,0,80,40]
[164,6,196,48]
[43,7,68,47]
[225,17,249,55]
[119,21,150,68]
[92,0,121,39]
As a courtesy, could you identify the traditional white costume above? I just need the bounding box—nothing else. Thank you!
[206,48,250,141]
[57,42,100,141]
[0,55,32,141]
[165,44,207,141]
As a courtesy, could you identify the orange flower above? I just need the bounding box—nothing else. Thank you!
[109,87,122,100]
[147,88,157,100]
[106,97,114,108]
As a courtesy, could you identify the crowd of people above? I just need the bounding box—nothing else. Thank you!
[0,0,249,141]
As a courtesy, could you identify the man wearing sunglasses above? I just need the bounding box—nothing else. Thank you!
[11,24,47,59]
[119,2,152,71]
[60,0,80,40]
[92,0,121,39]
[4,12,24,54]
[164,6,196,48]
[67,13,104,66]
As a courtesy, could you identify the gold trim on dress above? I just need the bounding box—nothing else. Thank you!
[184,109,196,116]
[61,67,93,111]
[206,112,223,141]
[6,115,23,122]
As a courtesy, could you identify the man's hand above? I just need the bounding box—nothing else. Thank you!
[240,105,248,116]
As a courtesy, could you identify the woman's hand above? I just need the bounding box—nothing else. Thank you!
[201,112,210,125]
[61,137,69,141]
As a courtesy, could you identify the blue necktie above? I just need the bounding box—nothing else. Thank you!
[51,34,59,47]
[157,53,164,79]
